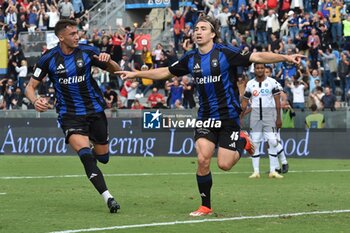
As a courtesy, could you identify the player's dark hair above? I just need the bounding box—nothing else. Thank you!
[310,104,317,112]
[54,19,78,36]
[265,66,273,72]
[195,15,220,43]
[315,86,323,92]
[254,63,266,68]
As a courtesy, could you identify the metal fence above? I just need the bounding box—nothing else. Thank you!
[18,31,47,56]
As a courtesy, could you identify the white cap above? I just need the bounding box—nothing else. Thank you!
[288,10,294,16]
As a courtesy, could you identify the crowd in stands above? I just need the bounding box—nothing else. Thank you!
[1,0,350,115]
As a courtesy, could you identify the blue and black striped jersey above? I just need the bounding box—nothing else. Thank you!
[168,43,251,121]
[32,44,107,116]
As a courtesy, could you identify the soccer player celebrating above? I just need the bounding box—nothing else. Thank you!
[117,15,303,216]
[25,20,121,213]
[241,64,284,179]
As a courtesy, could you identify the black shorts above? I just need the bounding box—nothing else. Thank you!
[58,112,109,144]
[194,119,241,151]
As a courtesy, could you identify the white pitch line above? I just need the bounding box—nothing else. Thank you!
[49,209,350,233]
[0,193,6,195]
[1,169,350,180]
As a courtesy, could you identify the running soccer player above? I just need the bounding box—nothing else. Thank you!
[265,66,289,173]
[25,19,121,213]
[241,64,284,179]
[117,15,303,216]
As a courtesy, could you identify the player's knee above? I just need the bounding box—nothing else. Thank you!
[268,139,278,148]
[218,160,233,171]
[95,152,109,164]
[197,155,210,169]
[218,164,230,171]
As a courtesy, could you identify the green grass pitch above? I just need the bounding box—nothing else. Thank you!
[0,156,350,233]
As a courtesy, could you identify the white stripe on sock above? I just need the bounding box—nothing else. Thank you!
[102,190,113,203]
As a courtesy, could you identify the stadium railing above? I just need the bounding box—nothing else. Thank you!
[18,31,47,56]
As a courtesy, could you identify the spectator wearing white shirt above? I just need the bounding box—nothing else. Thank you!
[287,76,308,111]
[263,10,279,43]
[152,43,164,68]
[310,86,325,110]
[125,79,138,109]
[5,4,17,28]
[216,6,230,44]
[46,4,60,31]
[12,60,28,93]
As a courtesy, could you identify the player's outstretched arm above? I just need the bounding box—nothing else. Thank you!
[93,54,121,73]
[249,52,305,65]
[106,59,121,73]
[25,78,48,112]
[116,67,173,81]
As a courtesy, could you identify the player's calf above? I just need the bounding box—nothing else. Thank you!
[78,148,108,193]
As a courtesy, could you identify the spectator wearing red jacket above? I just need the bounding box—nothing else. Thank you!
[131,99,144,110]
[168,7,187,52]
[147,87,165,108]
